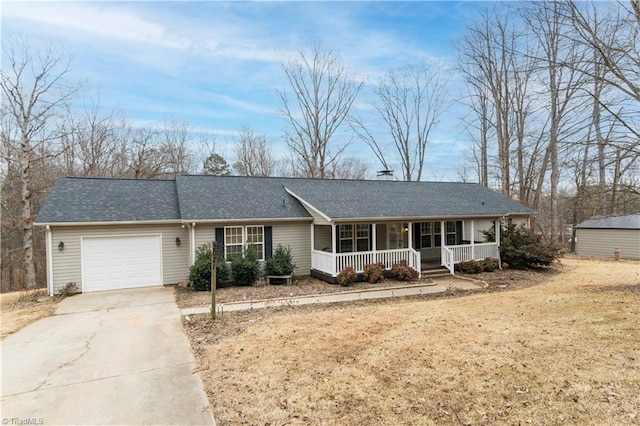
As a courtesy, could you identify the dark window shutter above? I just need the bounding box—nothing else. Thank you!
[335,225,340,254]
[369,224,373,251]
[215,228,225,258]
[264,226,273,259]
[413,223,421,249]
[456,221,463,245]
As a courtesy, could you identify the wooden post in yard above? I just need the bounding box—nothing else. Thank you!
[210,241,217,320]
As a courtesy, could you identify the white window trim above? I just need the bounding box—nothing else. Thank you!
[224,225,265,261]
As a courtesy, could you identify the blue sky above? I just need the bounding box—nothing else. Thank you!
[2,1,489,180]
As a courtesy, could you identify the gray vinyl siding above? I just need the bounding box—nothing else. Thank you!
[273,223,312,275]
[302,205,330,225]
[194,221,312,275]
[50,224,189,294]
[576,229,640,260]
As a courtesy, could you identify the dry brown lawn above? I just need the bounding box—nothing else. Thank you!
[0,289,59,339]
[188,258,640,425]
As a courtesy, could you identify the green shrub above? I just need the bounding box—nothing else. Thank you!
[188,244,229,291]
[363,263,385,283]
[264,244,296,276]
[500,225,560,269]
[484,224,560,270]
[483,257,500,272]
[337,266,357,287]
[230,244,260,286]
[457,259,484,274]
[391,260,419,281]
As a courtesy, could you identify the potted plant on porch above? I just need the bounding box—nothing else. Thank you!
[264,244,296,285]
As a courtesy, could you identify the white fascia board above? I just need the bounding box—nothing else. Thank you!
[35,219,182,227]
[182,217,312,225]
[331,213,532,223]
[283,188,333,223]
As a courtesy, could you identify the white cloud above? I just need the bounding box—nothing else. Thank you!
[3,2,189,49]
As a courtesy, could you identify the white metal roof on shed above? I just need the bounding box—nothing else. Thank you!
[576,213,640,230]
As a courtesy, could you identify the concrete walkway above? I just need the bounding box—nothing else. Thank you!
[1,287,215,425]
[182,278,481,317]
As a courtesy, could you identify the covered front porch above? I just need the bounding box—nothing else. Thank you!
[310,219,501,281]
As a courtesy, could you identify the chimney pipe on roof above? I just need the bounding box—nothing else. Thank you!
[376,170,395,181]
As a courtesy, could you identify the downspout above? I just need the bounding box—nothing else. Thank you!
[45,225,54,296]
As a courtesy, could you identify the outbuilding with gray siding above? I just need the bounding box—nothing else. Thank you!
[575,214,640,260]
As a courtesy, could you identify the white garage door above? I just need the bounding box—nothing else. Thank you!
[82,235,163,292]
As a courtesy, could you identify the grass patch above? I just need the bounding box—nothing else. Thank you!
[188,258,640,425]
[0,289,60,339]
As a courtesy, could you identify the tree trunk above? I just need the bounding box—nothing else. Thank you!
[21,133,36,289]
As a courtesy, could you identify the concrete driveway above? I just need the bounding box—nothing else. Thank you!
[1,287,215,425]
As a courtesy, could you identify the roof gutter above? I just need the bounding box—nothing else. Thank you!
[35,219,183,227]
[329,212,532,223]
[181,217,312,224]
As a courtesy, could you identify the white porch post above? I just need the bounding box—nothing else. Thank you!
[372,223,377,263]
[190,223,196,266]
[495,218,501,268]
[310,224,315,271]
[331,223,337,276]
[440,221,446,247]
[310,224,315,251]
[471,219,475,260]
[407,222,413,249]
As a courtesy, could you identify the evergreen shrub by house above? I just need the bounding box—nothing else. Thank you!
[484,224,560,269]
[264,244,296,276]
[230,244,261,286]
[188,244,229,291]
[391,260,419,281]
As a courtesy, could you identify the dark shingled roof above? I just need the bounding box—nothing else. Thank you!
[576,214,640,230]
[36,177,181,223]
[284,178,533,218]
[175,175,311,220]
[36,175,534,224]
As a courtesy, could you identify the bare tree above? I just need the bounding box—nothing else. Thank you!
[328,156,368,180]
[125,128,167,178]
[233,126,276,176]
[59,97,127,177]
[1,39,76,289]
[352,62,449,181]
[159,120,196,176]
[458,9,523,197]
[278,46,364,178]
[525,1,590,243]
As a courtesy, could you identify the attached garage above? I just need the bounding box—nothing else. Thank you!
[576,214,640,260]
[82,235,163,292]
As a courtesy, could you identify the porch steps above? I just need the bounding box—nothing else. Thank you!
[421,267,451,278]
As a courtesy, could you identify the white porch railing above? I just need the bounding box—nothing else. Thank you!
[312,248,421,277]
[441,242,500,274]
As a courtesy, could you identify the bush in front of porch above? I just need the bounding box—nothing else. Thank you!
[390,260,419,281]
[484,224,560,269]
[363,263,385,283]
